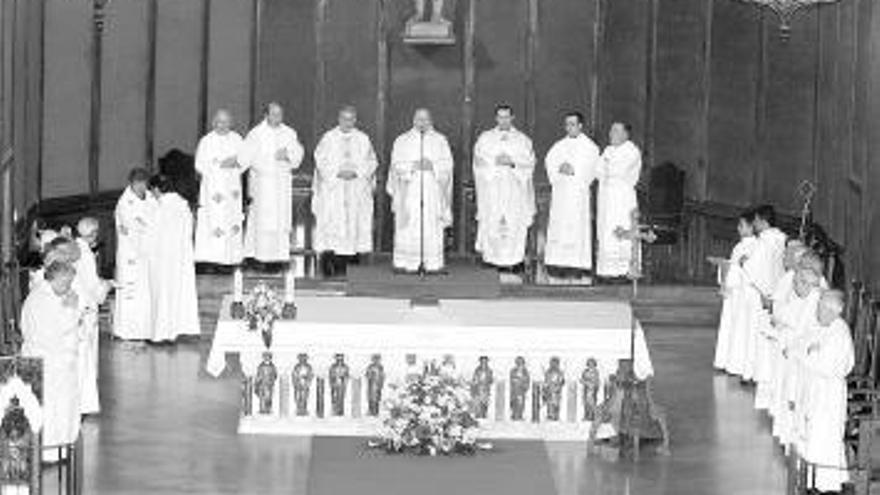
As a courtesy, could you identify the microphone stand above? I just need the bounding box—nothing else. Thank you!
[418,128,426,279]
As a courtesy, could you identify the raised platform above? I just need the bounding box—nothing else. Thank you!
[345,259,501,299]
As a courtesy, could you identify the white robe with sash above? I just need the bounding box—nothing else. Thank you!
[239,120,304,261]
[387,128,453,271]
[473,127,536,267]
[194,130,246,265]
[544,133,600,270]
[113,186,156,340]
[312,127,378,255]
[596,140,642,277]
[148,192,200,342]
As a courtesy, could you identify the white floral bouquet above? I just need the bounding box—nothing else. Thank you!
[374,366,485,456]
[243,283,284,348]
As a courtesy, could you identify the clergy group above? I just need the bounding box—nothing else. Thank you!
[190,101,642,281]
[712,205,853,493]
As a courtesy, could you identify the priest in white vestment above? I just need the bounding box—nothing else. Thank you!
[194,109,246,265]
[472,105,536,269]
[713,211,757,374]
[596,123,642,278]
[147,176,200,342]
[239,102,304,262]
[796,290,853,492]
[387,108,454,272]
[74,218,111,415]
[544,111,600,272]
[313,106,378,268]
[740,205,786,383]
[113,168,156,340]
[20,261,82,458]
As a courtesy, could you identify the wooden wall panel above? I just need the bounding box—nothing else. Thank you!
[41,0,91,198]
[207,0,253,136]
[99,0,149,190]
[706,1,760,206]
[257,0,317,171]
[153,0,204,162]
[652,0,710,198]
[760,12,819,210]
[598,0,649,156]
[319,0,379,139]
[533,0,598,177]
[864,0,880,290]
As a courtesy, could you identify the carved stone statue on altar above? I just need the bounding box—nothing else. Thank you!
[255,352,278,415]
[0,397,32,484]
[329,354,350,416]
[509,356,530,421]
[365,354,385,417]
[580,357,601,421]
[471,356,493,419]
[404,0,454,44]
[405,353,421,382]
[440,354,457,379]
[543,357,565,421]
[292,353,314,416]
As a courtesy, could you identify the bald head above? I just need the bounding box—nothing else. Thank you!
[338,106,358,132]
[817,289,846,325]
[77,217,100,248]
[413,108,433,133]
[212,109,233,133]
[783,240,809,271]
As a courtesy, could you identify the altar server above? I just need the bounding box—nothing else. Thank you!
[74,217,111,415]
[147,175,200,342]
[713,210,758,374]
[194,109,246,265]
[596,122,642,279]
[741,204,786,383]
[239,102,304,261]
[113,168,156,340]
[544,111,601,273]
[473,104,536,269]
[20,261,82,458]
[313,106,378,271]
[387,108,454,272]
[797,290,853,493]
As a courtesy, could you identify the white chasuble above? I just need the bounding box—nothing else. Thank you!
[596,140,642,277]
[799,318,853,492]
[239,120,304,261]
[194,130,246,265]
[20,284,81,450]
[387,129,453,271]
[473,127,536,267]
[113,186,156,340]
[544,134,600,270]
[148,192,200,342]
[312,127,378,255]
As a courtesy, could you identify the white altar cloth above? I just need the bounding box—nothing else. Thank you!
[206,295,653,382]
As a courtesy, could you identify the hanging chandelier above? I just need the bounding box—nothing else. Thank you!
[737,0,842,38]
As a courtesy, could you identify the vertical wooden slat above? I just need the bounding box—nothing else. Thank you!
[643,0,658,168]
[35,0,44,203]
[249,0,261,125]
[458,0,476,254]
[88,0,106,196]
[145,0,157,170]
[698,0,715,201]
[374,0,388,252]
[314,0,327,157]
[810,7,823,191]
[590,0,604,134]
[753,10,768,202]
[524,0,538,135]
[198,0,212,134]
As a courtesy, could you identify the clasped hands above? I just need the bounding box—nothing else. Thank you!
[558,162,575,176]
[495,153,515,168]
[336,166,358,181]
[412,158,434,172]
[275,148,291,162]
[219,156,238,169]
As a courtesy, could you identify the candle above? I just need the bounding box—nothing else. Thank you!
[233,267,243,302]
[284,266,295,303]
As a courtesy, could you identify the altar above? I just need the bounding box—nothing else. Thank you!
[206,295,654,442]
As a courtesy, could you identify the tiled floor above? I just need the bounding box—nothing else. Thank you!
[76,297,786,494]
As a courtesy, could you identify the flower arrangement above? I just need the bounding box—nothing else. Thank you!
[243,283,284,348]
[373,365,488,456]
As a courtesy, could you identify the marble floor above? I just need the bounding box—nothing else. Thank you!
[74,317,786,494]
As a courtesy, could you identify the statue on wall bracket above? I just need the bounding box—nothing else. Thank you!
[404,0,455,45]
